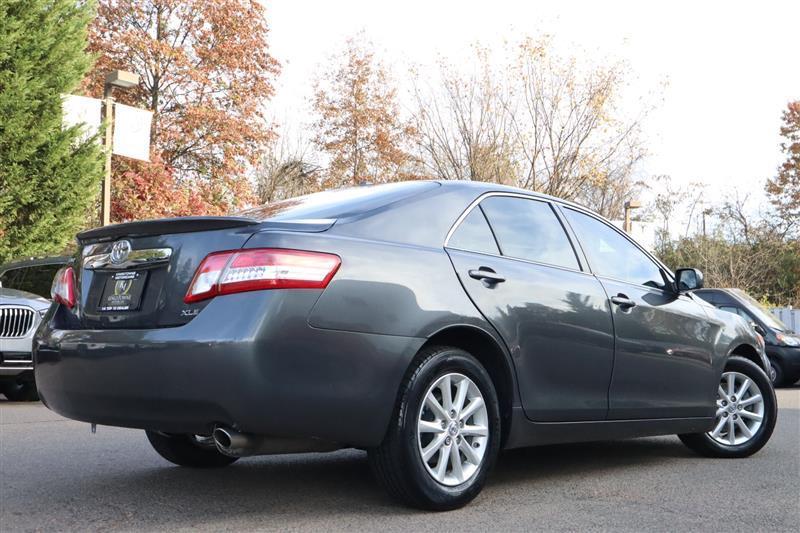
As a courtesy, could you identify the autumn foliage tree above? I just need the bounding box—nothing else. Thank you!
[411,48,518,184]
[84,0,280,221]
[412,37,646,219]
[766,101,800,232]
[255,129,320,204]
[312,36,417,187]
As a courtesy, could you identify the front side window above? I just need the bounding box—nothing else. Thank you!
[479,196,579,270]
[563,208,665,289]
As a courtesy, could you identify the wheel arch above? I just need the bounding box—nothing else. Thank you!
[728,343,768,374]
[420,324,518,448]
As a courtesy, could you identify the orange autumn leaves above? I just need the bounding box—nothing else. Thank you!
[766,101,800,225]
[83,0,279,221]
[85,4,423,221]
[312,36,420,189]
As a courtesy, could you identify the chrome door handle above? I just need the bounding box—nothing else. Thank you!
[610,294,636,309]
[468,269,506,284]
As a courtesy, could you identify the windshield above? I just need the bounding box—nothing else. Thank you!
[730,289,789,332]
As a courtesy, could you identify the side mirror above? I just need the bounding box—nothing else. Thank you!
[674,268,704,293]
[751,322,767,337]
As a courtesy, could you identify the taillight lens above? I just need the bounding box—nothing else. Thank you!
[184,248,341,303]
[51,266,76,308]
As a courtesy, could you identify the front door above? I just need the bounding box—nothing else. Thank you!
[561,207,717,419]
[446,195,615,422]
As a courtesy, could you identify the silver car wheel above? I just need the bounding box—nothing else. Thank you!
[417,372,489,486]
[708,371,765,446]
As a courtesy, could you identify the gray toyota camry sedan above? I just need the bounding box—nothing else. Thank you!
[34,181,776,510]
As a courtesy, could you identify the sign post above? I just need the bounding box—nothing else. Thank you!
[100,70,140,226]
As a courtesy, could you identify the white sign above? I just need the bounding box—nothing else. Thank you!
[62,94,101,142]
[113,103,152,161]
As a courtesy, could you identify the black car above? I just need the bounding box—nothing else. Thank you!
[34,181,776,510]
[695,288,800,386]
[0,256,70,299]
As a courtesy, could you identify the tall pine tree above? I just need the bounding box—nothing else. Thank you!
[0,0,102,263]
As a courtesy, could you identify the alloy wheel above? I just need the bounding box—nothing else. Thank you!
[708,371,765,446]
[417,372,489,486]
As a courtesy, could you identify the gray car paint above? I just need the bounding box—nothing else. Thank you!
[33,181,765,450]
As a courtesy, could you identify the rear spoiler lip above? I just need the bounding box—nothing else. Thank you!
[76,216,261,243]
[253,218,337,233]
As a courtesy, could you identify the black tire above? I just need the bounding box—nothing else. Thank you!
[679,356,777,458]
[2,381,39,402]
[368,345,501,511]
[767,358,785,387]
[146,431,239,468]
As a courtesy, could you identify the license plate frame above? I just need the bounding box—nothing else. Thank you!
[97,270,148,312]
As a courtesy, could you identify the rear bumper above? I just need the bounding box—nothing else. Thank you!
[34,291,423,447]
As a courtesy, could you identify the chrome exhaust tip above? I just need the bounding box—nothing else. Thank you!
[212,426,249,457]
[212,425,343,457]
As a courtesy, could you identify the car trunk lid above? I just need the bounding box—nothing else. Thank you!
[75,217,262,329]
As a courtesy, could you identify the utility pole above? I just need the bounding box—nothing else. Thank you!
[100,70,139,226]
[623,200,642,234]
[702,208,713,237]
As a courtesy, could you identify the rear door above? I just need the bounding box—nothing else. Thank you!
[560,207,716,419]
[446,195,615,422]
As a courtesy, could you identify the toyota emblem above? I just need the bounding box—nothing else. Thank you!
[110,240,132,264]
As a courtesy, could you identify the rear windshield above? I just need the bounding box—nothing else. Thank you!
[0,264,61,298]
[236,181,439,221]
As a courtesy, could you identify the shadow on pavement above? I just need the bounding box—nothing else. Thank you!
[19,437,695,526]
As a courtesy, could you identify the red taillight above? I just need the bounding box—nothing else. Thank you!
[184,248,341,303]
[51,266,75,308]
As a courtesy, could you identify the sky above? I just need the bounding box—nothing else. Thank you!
[264,0,800,211]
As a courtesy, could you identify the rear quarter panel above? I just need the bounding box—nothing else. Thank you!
[243,230,495,341]
[243,188,522,408]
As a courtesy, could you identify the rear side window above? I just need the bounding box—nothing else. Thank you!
[448,207,499,255]
[479,196,579,270]
[563,208,665,289]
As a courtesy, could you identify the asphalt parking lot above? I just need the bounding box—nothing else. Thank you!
[1,388,798,532]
